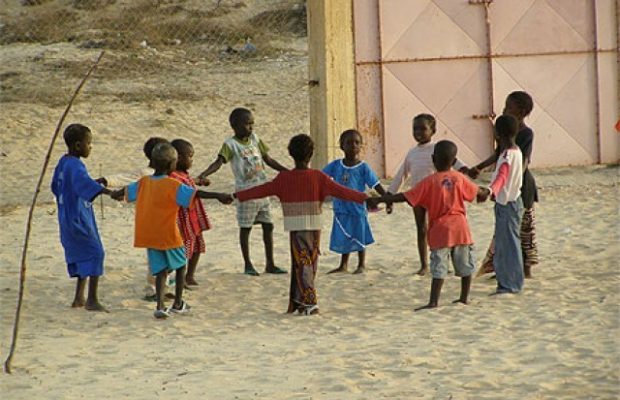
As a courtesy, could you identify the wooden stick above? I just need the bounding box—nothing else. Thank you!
[3,51,105,374]
[99,163,105,220]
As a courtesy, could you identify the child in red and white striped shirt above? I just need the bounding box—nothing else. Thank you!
[234,134,368,315]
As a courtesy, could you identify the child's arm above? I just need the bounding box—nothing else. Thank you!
[72,162,113,201]
[387,160,407,194]
[235,180,277,202]
[324,176,368,204]
[262,154,288,172]
[196,155,225,185]
[517,128,534,170]
[110,188,126,201]
[257,137,287,172]
[476,186,491,203]
[196,190,233,204]
[102,167,150,188]
[366,193,407,209]
[453,158,471,175]
[469,147,501,178]
[373,183,393,214]
[488,162,509,197]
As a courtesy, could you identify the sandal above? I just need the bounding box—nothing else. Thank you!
[302,305,319,316]
[170,300,191,315]
[154,308,171,319]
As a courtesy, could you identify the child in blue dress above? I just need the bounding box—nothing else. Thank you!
[323,129,389,274]
[51,123,113,311]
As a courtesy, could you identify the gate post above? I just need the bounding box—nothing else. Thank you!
[307,0,357,168]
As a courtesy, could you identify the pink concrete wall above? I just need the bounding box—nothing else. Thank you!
[353,0,619,176]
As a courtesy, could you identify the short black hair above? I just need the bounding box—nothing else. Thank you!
[433,140,458,168]
[229,107,252,127]
[507,91,534,117]
[143,137,169,159]
[150,142,177,171]
[495,115,519,140]
[288,134,314,162]
[170,138,193,155]
[63,123,91,147]
[339,129,362,147]
[414,113,436,133]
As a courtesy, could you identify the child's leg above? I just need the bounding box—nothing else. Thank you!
[85,276,107,312]
[239,227,259,275]
[452,276,471,305]
[185,252,200,286]
[415,279,443,311]
[413,206,429,275]
[451,245,475,305]
[415,248,448,310]
[520,207,538,278]
[72,277,86,308]
[494,202,524,294]
[353,250,366,274]
[262,222,286,274]
[155,271,167,311]
[173,266,186,309]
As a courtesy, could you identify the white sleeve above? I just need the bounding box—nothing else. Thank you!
[104,167,152,188]
[454,157,468,171]
[388,158,408,193]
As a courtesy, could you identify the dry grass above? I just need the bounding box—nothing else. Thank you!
[1,0,306,50]
[0,0,307,106]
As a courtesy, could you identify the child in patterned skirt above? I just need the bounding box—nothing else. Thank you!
[170,139,211,287]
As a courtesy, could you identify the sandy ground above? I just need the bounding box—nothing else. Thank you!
[0,33,619,400]
[0,145,618,400]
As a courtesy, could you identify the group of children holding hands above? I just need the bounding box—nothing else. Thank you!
[52,91,539,319]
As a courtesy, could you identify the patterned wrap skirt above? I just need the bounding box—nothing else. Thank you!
[477,207,539,277]
[288,230,321,314]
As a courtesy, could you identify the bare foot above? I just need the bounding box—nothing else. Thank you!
[327,266,348,274]
[71,299,85,308]
[415,267,429,276]
[414,303,437,311]
[85,301,109,312]
[452,299,469,305]
[353,266,365,274]
[244,266,260,276]
[185,276,199,286]
[265,266,287,274]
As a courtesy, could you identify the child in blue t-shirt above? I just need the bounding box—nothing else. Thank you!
[322,129,389,274]
[51,124,113,311]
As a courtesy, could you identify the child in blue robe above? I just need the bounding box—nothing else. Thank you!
[51,124,112,311]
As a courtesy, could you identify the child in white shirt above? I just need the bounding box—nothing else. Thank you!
[388,114,468,275]
[478,115,524,294]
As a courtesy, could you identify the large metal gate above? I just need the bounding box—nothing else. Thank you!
[354,0,619,175]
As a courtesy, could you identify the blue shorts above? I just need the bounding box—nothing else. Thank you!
[147,247,187,276]
[430,245,475,279]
